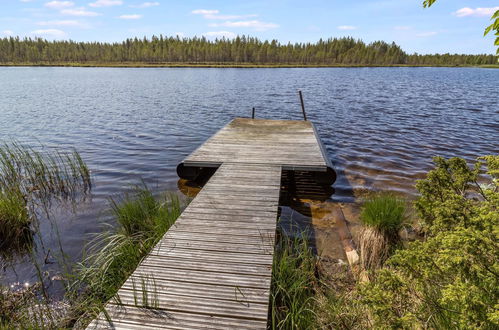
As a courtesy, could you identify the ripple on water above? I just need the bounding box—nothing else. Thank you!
[0,67,497,295]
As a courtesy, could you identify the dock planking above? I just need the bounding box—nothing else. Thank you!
[88,118,333,329]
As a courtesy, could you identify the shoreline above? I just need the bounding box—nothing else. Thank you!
[1,62,498,68]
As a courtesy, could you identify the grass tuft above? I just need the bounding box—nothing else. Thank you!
[0,189,30,251]
[359,193,407,271]
[0,142,91,253]
[360,193,406,236]
[270,232,317,329]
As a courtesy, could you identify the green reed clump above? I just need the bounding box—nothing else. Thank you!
[270,232,317,329]
[0,142,91,252]
[0,189,30,251]
[69,186,181,327]
[359,193,407,271]
[360,193,406,236]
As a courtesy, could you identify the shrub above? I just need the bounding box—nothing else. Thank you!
[360,156,499,329]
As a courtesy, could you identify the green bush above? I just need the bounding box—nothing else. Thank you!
[360,156,499,329]
[360,193,406,235]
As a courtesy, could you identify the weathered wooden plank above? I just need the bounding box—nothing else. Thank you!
[149,247,275,265]
[114,287,270,319]
[120,277,269,303]
[177,212,277,223]
[89,305,268,329]
[162,225,275,237]
[89,117,333,329]
[162,231,273,245]
[151,239,274,255]
[131,268,271,289]
[140,256,272,276]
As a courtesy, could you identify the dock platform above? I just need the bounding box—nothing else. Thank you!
[88,118,334,329]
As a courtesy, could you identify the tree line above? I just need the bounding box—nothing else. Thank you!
[0,35,496,66]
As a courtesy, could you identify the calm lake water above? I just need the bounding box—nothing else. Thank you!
[0,67,498,296]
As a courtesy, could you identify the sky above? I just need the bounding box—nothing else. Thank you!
[1,0,498,54]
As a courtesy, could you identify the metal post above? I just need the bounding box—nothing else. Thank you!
[298,90,307,121]
[252,107,255,119]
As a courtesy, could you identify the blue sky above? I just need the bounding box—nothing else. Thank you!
[1,0,498,54]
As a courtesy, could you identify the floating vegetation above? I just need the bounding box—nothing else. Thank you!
[0,142,91,253]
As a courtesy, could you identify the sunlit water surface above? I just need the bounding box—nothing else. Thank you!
[0,67,497,296]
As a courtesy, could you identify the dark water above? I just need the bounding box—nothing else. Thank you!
[0,67,498,294]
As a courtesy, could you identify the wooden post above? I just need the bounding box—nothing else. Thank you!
[298,90,307,121]
[252,107,255,119]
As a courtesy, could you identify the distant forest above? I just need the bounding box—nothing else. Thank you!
[0,35,496,66]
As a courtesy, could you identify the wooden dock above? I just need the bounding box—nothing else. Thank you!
[88,118,334,329]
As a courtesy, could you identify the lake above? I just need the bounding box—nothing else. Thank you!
[0,67,498,296]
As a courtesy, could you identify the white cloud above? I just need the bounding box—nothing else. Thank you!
[37,20,86,27]
[119,14,143,19]
[89,0,123,7]
[31,29,66,38]
[454,7,499,18]
[207,14,257,20]
[203,31,236,39]
[44,1,74,9]
[2,30,14,36]
[192,9,219,15]
[61,8,101,16]
[130,2,160,8]
[416,31,437,37]
[337,25,357,30]
[394,26,411,30]
[192,9,257,20]
[209,20,278,31]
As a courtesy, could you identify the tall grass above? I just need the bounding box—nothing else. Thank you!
[270,229,368,329]
[270,232,317,329]
[359,193,406,271]
[0,189,31,252]
[67,185,181,327]
[0,142,91,253]
[0,142,91,205]
[360,193,406,236]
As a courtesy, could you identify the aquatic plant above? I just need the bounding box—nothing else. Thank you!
[358,193,406,271]
[0,189,30,251]
[68,185,181,327]
[0,142,91,252]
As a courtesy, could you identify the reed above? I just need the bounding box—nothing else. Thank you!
[270,231,317,329]
[0,142,91,252]
[359,193,406,271]
[67,185,181,327]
